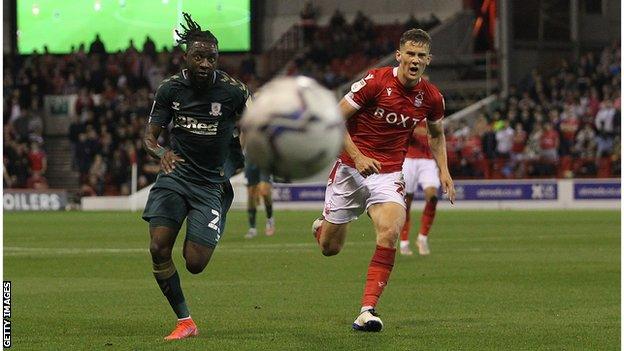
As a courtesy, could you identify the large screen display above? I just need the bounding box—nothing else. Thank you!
[17,0,251,54]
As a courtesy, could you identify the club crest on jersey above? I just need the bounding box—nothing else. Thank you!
[386,88,392,96]
[209,102,222,116]
[414,91,424,107]
[172,101,180,110]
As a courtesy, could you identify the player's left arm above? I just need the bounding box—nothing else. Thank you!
[228,90,253,177]
[427,90,455,204]
[427,120,455,204]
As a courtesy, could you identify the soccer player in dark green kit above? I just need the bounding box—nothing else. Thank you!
[141,13,249,341]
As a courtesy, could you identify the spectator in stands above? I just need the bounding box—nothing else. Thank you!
[28,141,47,175]
[460,131,484,177]
[559,106,580,155]
[142,35,157,59]
[495,119,514,158]
[595,99,616,135]
[574,123,597,158]
[481,122,497,160]
[26,170,48,190]
[329,9,347,30]
[595,130,614,158]
[299,1,318,45]
[240,53,257,78]
[352,11,374,41]
[525,122,543,161]
[404,13,420,31]
[539,121,559,169]
[510,123,528,176]
[3,157,14,188]
[75,88,94,118]
[89,33,106,55]
[425,13,441,30]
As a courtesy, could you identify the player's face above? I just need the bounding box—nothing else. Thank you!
[396,41,431,83]
[185,41,219,86]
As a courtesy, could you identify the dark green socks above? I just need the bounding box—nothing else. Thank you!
[153,259,190,319]
[248,208,257,228]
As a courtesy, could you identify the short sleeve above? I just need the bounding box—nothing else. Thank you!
[343,71,381,110]
[148,82,174,126]
[428,90,445,124]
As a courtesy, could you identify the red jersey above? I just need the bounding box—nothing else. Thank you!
[28,150,46,172]
[540,129,559,150]
[340,67,444,172]
[560,117,580,141]
[405,120,433,159]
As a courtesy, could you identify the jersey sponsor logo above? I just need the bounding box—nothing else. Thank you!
[351,79,366,93]
[209,102,222,116]
[414,91,424,107]
[373,107,421,128]
[172,101,181,110]
[364,74,374,80]
[174,115,219,135]
[386,87,392,96]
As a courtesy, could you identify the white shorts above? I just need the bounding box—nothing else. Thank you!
[323,161,406,224]
[402,158,440,194]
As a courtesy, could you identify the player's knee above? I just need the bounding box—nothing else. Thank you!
[149,242,172,261]
[426,194,438,203]
[377,226,401,247]
[185,259,209,274]
[320,241,342,256]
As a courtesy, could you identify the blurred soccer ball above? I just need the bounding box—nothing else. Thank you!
[240,76,344,180]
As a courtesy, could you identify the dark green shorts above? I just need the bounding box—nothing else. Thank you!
[244,162,271,186]
[142,174,234,248]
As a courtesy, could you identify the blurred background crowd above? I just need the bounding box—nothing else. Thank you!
[3,1,620,197]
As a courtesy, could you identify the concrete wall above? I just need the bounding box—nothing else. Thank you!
[578,0,621,47]
[4,0,12,54]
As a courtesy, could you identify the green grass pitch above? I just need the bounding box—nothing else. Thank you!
[3,209,620,350]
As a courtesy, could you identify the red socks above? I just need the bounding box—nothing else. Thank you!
[361,245,396,308]
[419,197,438,236]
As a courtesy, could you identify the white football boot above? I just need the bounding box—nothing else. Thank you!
[244,228,257,239]
[416,234,430,255]
[352,309,383,332]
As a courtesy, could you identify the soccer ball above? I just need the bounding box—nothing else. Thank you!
[240,76,344,180]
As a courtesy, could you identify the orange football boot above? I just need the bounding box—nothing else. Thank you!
[164,318,198,341]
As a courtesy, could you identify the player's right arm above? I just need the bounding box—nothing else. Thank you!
[143,124,184,174]
[143,80,184,174]
[339,72,383,177]
[338,98,381,177]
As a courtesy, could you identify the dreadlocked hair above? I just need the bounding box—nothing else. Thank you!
[175,12,218,48]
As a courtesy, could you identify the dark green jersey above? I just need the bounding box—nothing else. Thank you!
[149,69,250,184]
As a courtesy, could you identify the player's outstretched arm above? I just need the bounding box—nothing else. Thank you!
[338,98,381,177]
[143,124,185,174]
[427,120,455,204]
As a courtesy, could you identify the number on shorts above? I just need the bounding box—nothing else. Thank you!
[208,209,221,234]
[394,180,406,197]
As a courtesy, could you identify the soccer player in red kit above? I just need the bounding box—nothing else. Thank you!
[312,29,455,332]
[399,120,440,256]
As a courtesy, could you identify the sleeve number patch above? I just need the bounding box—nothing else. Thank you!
[350,79,366,93]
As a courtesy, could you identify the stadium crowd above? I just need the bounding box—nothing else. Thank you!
[289,6,441,88]
[3,9,620,195]
[444,40,621,179]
